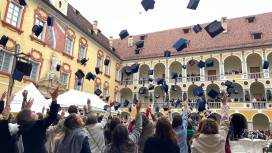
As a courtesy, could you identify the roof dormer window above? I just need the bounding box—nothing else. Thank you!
[253,33,262,39]
[140,35,146,40]
[247,17,255,23]
[183,28,190,34]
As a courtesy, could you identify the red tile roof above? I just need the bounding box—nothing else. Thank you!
[113,12,272,61]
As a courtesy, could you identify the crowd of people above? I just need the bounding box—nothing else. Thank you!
[0,86,252,153]
[225,69,243,75]
[240,129,271,140]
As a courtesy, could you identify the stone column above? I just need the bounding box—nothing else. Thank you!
[166,60,169,84]
[248,122,253,131]
[219,54,224,80]
[182,58,187,82]
[269,122,272,131]
[241,52,248,79]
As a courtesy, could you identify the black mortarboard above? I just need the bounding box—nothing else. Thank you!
[56,64,61,71]
[12,69,24,82]
[119,30,129,40]
[139,87,147,94]
[234,90,239,94]
[263,61,269,69]
[131,64,140,73]
[156,78,164,85]
[204,20,224,38]
[225,80,232,87]
[86,72,96,81]
[124,99,129,107]
[141,0,155,12]
[80,58,88,65]
[32,25,43,37]
[187,0,200,10]
[182,65,187,69]
[95,67,100,75]
[77,80,82,86]
[124,67,133,76]
[198,60,205,69]
[148,70,153,75]
[15,61,33,76]
[75,70,85,80]
[47,16,54,27]
[147,77,153,82]
[175,99,181,106]
[155,94,160,99]
[162,84,169,93]
[19,0,28,7]
[171,85,177,91]
[100,96,103,99]
[206,60,214,67]
[135,41,144,48]
[164,51,171,57]
[208,113,217,121]
[133,97,138,104]
[94,89,102,96]
[193,86,204,97]
[198,100,206,112]
[129,107,132,112]
[163,103,169,111]
[188,60,195,66]
[227,87,235,94]
[104,59,110,66]
[171,72,178,79]
[208,89,219,99]
[104,105,109,111]
[0,35,9,47]
[193,24,202,33]
[155,106,159,112]
[148,84,155,90]
[172,38,187,52]
[106,96,110,101]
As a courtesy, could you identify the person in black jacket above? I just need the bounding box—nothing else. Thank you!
[16,87,60,153]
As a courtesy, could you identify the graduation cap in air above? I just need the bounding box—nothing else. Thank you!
[164,51,171,57]
[148,84,155,90]
[139,87,147,94]
[128,107,132,112]
[124,99,129,107]
[204,20,224,38]
[175,99,181,106]
[80,58,88,65]
[47,16,54,27]
[198,60,205,69]
[188,60,195,66]
[104,105,109,111]
[171,72,178,79]
[77,80,82,86]
[104,59,110,66]
[141,0,155,12]
[208,89,219,99]
[94,89,102,96]
[148,70,153,75]
[56,64,61,71]
[206,60,214,67]
[133,97,138,104]
[32,25,44,37]
[135,41,144,48]
[155,94,160,99]
[19,0,28,7]
[234,90,239,94]
[119,30,129,40]
[263,61,269,69]
[0,35,9,47]
[147,77,153,82]
[193,86,204,97]
[95,67,100,75]
[155,106,160,112]
[187,0,200,10]
[227,87,235,94]
[131,64,140,73]
[156,78,164,85]
[12,69,24,82]
[105,96,110,101]
[162,84,169,93]
[198,100,206,112]
[182,65,187,69]
[124,67,133,76]
[193,24,202,33]
[225,80,232,87]
[86,72,96,81]
[15,61,33,76]
[75,70,85,80]
[172,38,187,52]
[207,113,217,121]
[171,85,178,91]
[163,103,169,111]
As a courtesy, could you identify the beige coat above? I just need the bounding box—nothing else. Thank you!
[191,105,229,153]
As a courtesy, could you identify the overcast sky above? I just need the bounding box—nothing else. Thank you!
[67,0,272,38]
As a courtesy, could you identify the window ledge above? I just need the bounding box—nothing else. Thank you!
[1,20,24,35]
[30,35,47,47]
[62,52,74,60]
[76,59,86,66]
[115,80,120,83]
[0,71,11,77]
[104,74,110,78]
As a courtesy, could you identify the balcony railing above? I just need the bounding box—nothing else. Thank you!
[138,79,147,85]
[187,76,201,82]
[247,72,264,79]
[252,102,266,109]
[169,77,183,83]
[205,75,219,81]
[120,80,133,85]
[207,102,221,109]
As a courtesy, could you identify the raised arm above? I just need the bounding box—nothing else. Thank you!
[182,99,188,128]
[46,110,65,134]
[129,100,142,144]
[147,105,157,125]
[219,93,230,139]
[21,90,28,110]
[1,95,15,120]
[0,91,7,114]
[100,101,115,128]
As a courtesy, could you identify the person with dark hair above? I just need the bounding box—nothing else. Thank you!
[84,100,115,153]
[168,99,188,153]
[143,109,180,153]
[68,105,78,114]
[104,116,121,145]
[98,115,104,123]
[190,93,229,153]
[16,87,60,153]
[104,100,143,153]
[186,120,195,153]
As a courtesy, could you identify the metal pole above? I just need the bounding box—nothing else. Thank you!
[7,44,20,97]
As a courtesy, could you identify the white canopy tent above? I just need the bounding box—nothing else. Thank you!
[10,83,49,113]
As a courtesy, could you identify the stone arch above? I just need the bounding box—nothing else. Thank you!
[224,55,242,74]
[154,63,166,80]
[139,64,150,82]
[267,52,272,73]
[188,84,198,101]
[230,82,244,101]
[252,113,270,130]
[186,59,200,82]
[246,53,263,78]
[170,61,183,81]
[154,86,165,103]
[121,111,130,121]
[230,113,248,138]
[139,87,149,103]
[250,82,265,100]
[170,85,182,101]
[120,66,133,84]
[205,57,220,80]
[206,83,220,100]
[120,88,133,106]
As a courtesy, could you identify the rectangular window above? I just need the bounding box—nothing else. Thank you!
[247,17,255,23]
[61,72,69,88]
[35,17,46,40]
[183,28,190,34]
[65,37,73,55]
[106,62,110,75]
[28,61,40,81]
[95,84,100,91]
[6,2,22,27]
[78,45,86,60]
[114,92,118,101]
[98,57,103,71]
[0,52,12,73]
[115,69,120,81]
[75,77,82,91]
[253,33,262,39]
[104,88,108,99]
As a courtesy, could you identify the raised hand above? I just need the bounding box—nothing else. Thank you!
[42,106,46,114]
[184,98,188,109]
[219,93,228,105]
[87,99,91,106]
[61,110,65,119]
[147,105,152,114]
[168,102,171,111]
[110,101,116,108]
[25,98,34,110]
[49,87,59,101]
[6,95,15,106]
[1,91,7,101]
[22,90,28,99]
[136,100,142,114]
[83,105,87,113]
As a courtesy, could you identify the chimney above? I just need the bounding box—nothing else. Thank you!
[221,17,227,33]
[128,36,133,47]
[93,20,98,35]
[109,36,113,48]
